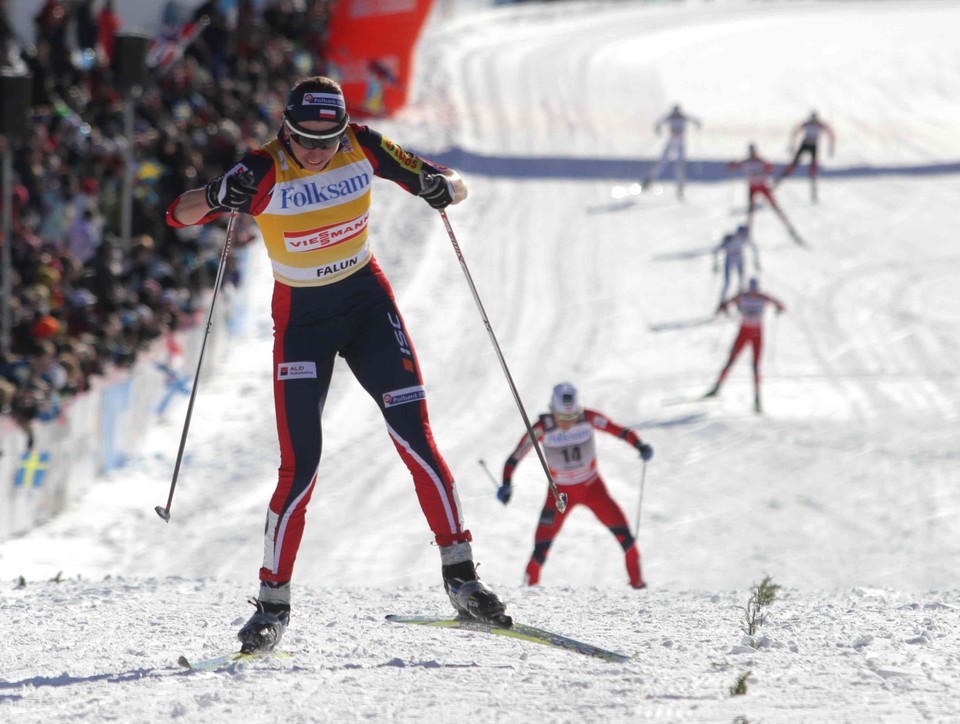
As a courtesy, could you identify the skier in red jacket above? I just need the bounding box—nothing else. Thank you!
[704,278,786,413]
[728,143,805,245]
[498,383,653,589]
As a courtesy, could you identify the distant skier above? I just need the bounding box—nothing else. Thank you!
[498,382,653,590]
[713,223,760,306]
[641,104,702,199]
[775,111,836,202]
[728,143,780,219]
[704,278,786,413]
[728,143,805,246]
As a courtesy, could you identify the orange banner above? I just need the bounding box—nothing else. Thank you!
[325,0,435,119]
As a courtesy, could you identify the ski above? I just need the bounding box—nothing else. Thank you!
[385,614,631,663]
[783,222,808,248]
[661,393,710,407]
[771,206,809,248]
[648,315,717,332]
[177,650,288,671]
[650,246,715,262]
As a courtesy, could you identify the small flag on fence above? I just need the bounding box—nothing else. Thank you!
[15,451,50,488]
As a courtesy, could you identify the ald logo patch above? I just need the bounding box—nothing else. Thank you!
[277,361,318,380]
[383,386,425,408]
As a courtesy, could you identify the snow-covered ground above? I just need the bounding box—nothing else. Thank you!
[3,1,960,721]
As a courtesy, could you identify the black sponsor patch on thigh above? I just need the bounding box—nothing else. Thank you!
[539,509,556,527]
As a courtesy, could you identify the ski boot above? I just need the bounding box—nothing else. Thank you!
[443,561,512,628]
[703,383,720,399]
[237,598,290,653]
[754,392,763,414]
[523,558,542,587]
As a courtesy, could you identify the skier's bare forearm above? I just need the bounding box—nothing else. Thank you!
[171,188,216,226]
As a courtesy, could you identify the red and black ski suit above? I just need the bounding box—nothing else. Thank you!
[728,154,780,216]
[713,290,786,395]
[166,124,472,592]
[502,410,646,588]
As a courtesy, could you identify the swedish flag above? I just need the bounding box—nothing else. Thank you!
[15,451,50,488]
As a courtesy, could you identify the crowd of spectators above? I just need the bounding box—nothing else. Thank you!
[0,0,335,446]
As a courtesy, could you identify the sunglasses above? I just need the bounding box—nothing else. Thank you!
[289,130,344,150]
[283,117,346,150]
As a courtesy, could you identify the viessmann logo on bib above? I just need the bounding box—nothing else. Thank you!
[283,211,369,253]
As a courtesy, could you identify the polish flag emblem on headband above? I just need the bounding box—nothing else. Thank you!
[303,93,342,117]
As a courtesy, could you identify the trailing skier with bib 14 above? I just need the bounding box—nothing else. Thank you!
[166,76,511,654]
[497,383,653,590]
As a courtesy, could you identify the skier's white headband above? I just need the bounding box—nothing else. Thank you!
[282,115,348,141]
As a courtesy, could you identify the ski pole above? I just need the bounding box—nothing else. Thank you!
[726,166,738,213]
[155,210,239,522]
[477,458,501,491]
[633,460,648,539]
[694,125,703,176]
[440,209,567,513]
[767,310,780,366]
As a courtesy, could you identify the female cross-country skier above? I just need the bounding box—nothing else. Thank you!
[498,383,653,589]
[704,278,786,413]
[775,111,836,201]
[641,104,702,199]
[166,75,510,653]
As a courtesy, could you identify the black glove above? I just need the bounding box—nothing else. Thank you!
[419,173,455,209]
[637,443,654,462]
[497,482,513,505]
[205,169,257,210]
